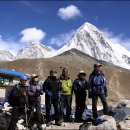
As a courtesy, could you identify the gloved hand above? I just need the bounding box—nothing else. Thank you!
[46,91,52,97]
[22,91,26,96]
[36,90,43,97]
[36,92,40,97]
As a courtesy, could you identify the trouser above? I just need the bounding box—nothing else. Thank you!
[92,94,108,118]
[28,99,42,127]
[61,95,71,120]
[8,106,25,130]
[75,93,86,119]
[45,96,61,123]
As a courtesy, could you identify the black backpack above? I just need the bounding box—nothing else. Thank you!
[7,85,19,107]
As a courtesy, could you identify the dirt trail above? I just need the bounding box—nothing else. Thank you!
[36,59,44,77]
[46,122,82,130]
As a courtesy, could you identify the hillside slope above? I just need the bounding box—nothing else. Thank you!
[0,49,130,103]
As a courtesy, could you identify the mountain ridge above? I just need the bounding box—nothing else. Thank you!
[16,42,55,59]
[0,50,14,61]
[0,22,130,69]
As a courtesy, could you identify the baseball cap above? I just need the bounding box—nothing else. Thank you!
[94,63,102,68]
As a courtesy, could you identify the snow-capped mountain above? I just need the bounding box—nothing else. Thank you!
[1,22,130,69]
[16,42,55,59]
[52,22,130,69]
[0,50,14,61]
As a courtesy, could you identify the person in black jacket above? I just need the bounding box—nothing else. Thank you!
[43,70,62,127]
[73,70,89,122]
[89,63,108,118]
[8,76,28,130]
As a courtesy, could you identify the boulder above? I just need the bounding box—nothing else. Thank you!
[87,115,117,130]
[117,100,130,108]
[118,116,130,130]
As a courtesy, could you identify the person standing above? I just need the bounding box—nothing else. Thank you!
[59,68,73,122]
[8,76,28,130]
[73,70,89,122]
[89,63,108,118]
[28,74,43,130]
[43,70,62,127]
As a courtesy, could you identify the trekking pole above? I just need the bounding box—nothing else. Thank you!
[23,89,29,130]
[50,97,53,128]
[27,101,37,125]
[42,112,46,130]
[25,104,29,130]
[71,106,75,123]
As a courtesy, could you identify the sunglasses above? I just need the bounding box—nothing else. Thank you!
[21,80,27,81]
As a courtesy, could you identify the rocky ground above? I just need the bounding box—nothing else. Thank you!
[0,93,130,129]
[47,102,130,130]
[1,49,130,129]
[40,95,130,130]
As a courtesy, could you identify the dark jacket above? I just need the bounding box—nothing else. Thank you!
[43,76,60,98]
[89,71,107,96]
[12,83,28,108]
[28,81,43,102]
[73,78,89,96]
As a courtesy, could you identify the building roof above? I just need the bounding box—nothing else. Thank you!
[0,68,30,79]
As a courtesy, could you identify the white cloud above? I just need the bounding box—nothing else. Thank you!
[103,29,130,51]
[0,27,46,56]
[20,27,46,43]
[48,30,75,47]
[57,5,82,20]
[0,35,25,56]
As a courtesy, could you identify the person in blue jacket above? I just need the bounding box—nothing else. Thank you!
[89,63,108,118]
[8,76,28,130]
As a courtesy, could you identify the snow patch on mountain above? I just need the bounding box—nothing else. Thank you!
[16,42,55,59]
[51,22,130,69]
[0,50,14,61]
[1,22,130,70]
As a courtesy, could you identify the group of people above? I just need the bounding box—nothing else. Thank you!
[7,63,109,130]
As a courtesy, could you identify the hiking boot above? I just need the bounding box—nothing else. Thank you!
[37,125,43,130]
[93,114,98,119]
[46,122,51,127]
[75,118,82,123]
[64,117,71,122]
[55,120,62,126]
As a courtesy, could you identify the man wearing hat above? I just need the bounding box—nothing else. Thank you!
[43,70,62,127]
[89,63,108,118]
[8,76,28,130]
[59,68,73,122]
[73,70,89,122]
[28,74,43,130]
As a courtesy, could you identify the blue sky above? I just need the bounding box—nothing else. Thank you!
[0,1,130,55]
